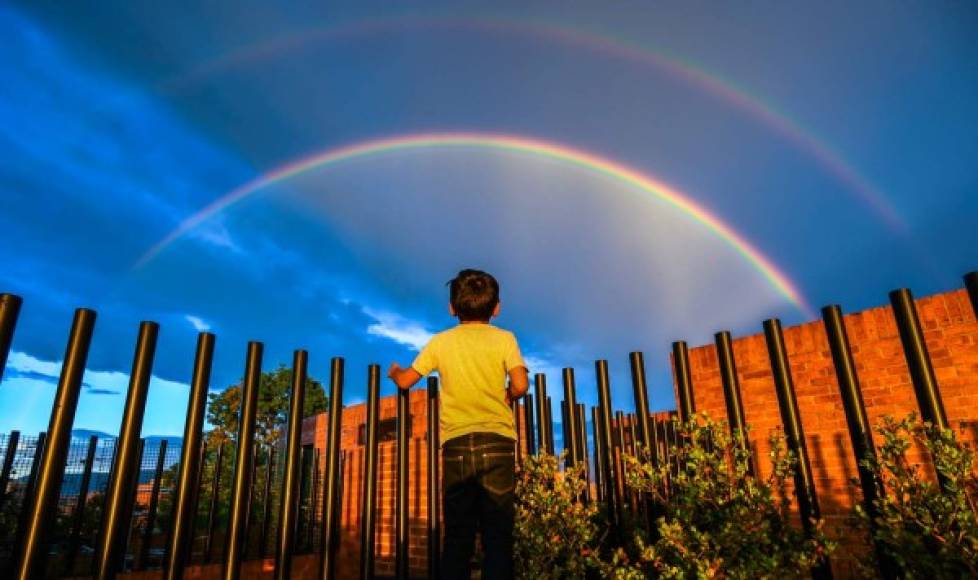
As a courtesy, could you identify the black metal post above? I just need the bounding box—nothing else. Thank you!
[715,331,751,471]
[534,374,549,455]
[763,319,831,578]
[65,435,98,574]
[11,431,43,577]
[0,430,20,511]
[164,332,214,580]
[627,415,639,457]
[297,447,312,552]
[591,407,604,503]
[889,289,950,432]
[139,440,168,569]
[14,430,47,560]
[672,342,695,422]
[0,293,22,383]
[14,308,95,580]
[822,305,896,577]
[95,321,159,580]
[522,395,536,456]
[628,415,641,512]
[244,446,259,558]
[577,404,590,502]
[614,411,628,513]
[318,357,344,580]
[259,448,275,559]
[595,360,621,535]
[359,365,381,580]
[189,441,207,560]
[562,368,580,467]
[306,451,320,550]
[276,350,307,580]
[628,353,653,457]
[964,271,978,318]
[123,438,147,571]
[205,442,226,563]
[561,401,570,463]
[224,341,263,580]
[426,377,440,580]
[547,395,557,455]
[657,420,670,474]
[95,322,160,580]
[396,385,409,579]
[512,399,522,468]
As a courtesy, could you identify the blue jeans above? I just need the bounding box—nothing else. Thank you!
[441,432,516,580]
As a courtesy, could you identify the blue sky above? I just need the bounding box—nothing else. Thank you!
[1,2,976,442]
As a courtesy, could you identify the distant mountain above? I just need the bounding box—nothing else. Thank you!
[68,430,182,446]
[57,468,163,495]
[71,429,115,440]
[143,435,182,446]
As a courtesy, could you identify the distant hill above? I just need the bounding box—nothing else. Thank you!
[57,467,165,495]
[69,430,182,447]
[71,429,115,440]
[143,435,183,446]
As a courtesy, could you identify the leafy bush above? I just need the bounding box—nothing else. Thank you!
[624,414,833,579]
[514,415,833,579]
[858,414,978,578]
[514,452,601,578]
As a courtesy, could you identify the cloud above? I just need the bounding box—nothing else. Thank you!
[363,307,434,352]
[190,220,244,255]
[185,315,211,332]
[523,355,564,383]
[6,350,61,377]
[0,6,252,265]
[2,350,195,436]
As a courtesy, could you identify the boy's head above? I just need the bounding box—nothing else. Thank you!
[448,269,500,322]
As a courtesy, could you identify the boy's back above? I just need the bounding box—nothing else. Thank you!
[411,324,524,443]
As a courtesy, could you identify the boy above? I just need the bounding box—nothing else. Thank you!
[388,269,529,580]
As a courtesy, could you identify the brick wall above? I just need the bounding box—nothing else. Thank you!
[298,387,554,578]
[294,288,977,578]
[300,389,435,578]
[677,288,978,576]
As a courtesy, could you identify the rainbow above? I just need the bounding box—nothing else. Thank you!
[158,17,905,232]
[134,132,814,317]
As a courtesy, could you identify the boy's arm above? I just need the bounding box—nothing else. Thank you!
[391,335,437,391]
[504,332,529,401]
[506,366,529,400]
[387,363,422,391]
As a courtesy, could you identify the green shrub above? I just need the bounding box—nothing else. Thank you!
[514,452,601,579]
[858,414,978,578]
[514,415,834,578]
[624,414,833,579]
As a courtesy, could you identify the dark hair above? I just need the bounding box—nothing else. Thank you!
[448,269,500,322]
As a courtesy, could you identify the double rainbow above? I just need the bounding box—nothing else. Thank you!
[160,16,904,232]
[135,132,813,317]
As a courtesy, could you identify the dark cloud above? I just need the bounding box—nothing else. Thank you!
[84,387,121,396]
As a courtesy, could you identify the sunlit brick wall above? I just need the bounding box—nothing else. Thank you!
[677,288,978,577]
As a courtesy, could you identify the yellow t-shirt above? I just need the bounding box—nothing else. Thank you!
[411,323,526,444]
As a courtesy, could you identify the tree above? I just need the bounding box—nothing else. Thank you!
[205,364,327,447]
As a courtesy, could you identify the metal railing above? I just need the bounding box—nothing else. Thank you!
[0,269,976,577]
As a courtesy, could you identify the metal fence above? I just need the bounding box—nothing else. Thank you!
[0,272,976,578]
